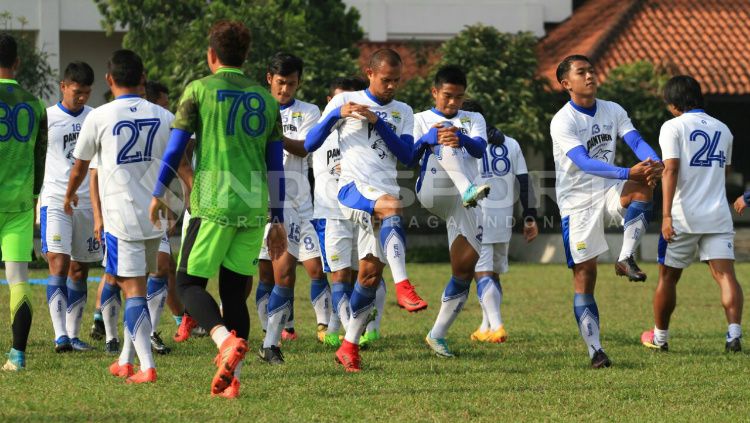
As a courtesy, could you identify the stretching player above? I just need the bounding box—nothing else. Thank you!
[65,49,172,384]
[41,61,102,353]
[641,75,743,352]
[256,52,329,354]
[461,100,538,343]
[150,21,286,398]
[551,55,663,368]
[311,77,385,348]
[413,65,487,357]
[0,33,48,371]
[306,49,426,371]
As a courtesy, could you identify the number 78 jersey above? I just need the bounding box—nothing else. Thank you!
[74,96,174,241]
[659,110,733,234]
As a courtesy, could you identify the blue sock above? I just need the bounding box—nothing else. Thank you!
[310,277,331,325]
[124,297,154,369]
[431,276,471,339]
[332,283,348,315]
[66,278,87,312]
[173,314,182,326]
[476,276,493,301]
[379,215,408,282]
[124,297,150,341]
[264,286,293,348]
[573,293,602,358]
[101,283,121,307]
[255,281,273,305]
[310,277,329,304]
[267,286,293,316]
[619,200,653,261]
[344,282,377,344]
[46,275,68,304]
[65,278,88,338]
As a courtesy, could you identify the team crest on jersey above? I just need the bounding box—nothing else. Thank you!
[292,112,303,119]
[391,111,401,122]
[460,117,471,124]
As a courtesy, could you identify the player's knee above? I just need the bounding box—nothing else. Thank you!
[68,262,88,282]
[46,253,69,276]
[258,259,274,283]
[375,195,402,219]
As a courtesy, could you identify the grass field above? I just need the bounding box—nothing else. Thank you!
[1,262,748,421]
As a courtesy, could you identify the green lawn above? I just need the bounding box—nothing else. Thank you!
[1,263,748,421]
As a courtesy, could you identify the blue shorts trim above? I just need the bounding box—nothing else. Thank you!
[311,218,330,273]
[104,232,119,276]
[657,234,667,265]
[415,149,432,193]
[561,215,575,269]
[338,182,376,215]
[40,206,48,254]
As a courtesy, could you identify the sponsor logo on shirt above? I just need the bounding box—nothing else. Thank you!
[576,241,586,252]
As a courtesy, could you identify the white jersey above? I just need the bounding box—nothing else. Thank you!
[659,110,733,233]
[550,99,637,216]
[41,103,93,209]
[312,130,344,219]
[73,96,174,241]
[413,108,485,195]
[281,99,320,220]
[476,136,528,243]
[320,89,414,196]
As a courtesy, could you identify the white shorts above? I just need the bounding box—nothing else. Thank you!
[158,232,171,255]
[561,182,626,267]
[658,232,735,269]
[324,218,364,272]
[336,181,386,264]
[416,164,481,254]
[476,242,509,274]
[104,233,159,277]
[40,206,103,262]
[259,208,320,261]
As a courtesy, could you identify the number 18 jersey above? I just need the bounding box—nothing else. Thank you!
[74,96,174,241]
[659,110,733,233]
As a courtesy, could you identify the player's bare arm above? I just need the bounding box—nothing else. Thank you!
[660,158,679,242]
[63,158,91,215]
[282,136,308,157]
[89,168,103,239]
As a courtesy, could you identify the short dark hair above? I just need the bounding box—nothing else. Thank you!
[434,65,467,88]
[145,80,169,103]
[107,49,144,88]
[63,61,94,86]
[328,76,367,96]
[663,75,704,112]
[209,21,250,67]
[268,52,304,78]
[368,48,402,71]
[461,99,485,116]
[556,54,593,83]
[0,33,18,68]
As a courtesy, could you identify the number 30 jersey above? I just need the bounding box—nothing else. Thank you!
[172,68,282,227]
[74,96,174,241]
[659,110,733,234]
[41,103,93,209]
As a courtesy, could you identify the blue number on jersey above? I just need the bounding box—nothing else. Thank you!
[480,144,510,177]
[114,118,161,164]
[0,101,35,142]
[216,90,267,137]
[689,130,726,168]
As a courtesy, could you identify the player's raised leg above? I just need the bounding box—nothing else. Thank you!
[615,182,653,282]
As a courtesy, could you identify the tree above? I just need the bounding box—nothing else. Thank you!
[0,11,56,99]
[95,0,363,107]
[400,25,553,151]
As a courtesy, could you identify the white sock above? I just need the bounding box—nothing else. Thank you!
[311,278,331,326]
[337,295,351,330]
[482,279,504,330]
[366,279,386,332]
[381,216,408,283]
[234,360,243,379]
[435,145,472,194]
[478,302,489,332]
[257,296,269,332]
[264,304,290,348]
[327,313,341,334]
[211,325,231,348]
[125,297,155,370]
[728,323,742,341]
[654,327,669,345]
[65,279,87,339]
[344,303,374,345]
[102,293,121,343]
[118,327,135,366]
[47,275,68,340]
[574,294,602,359]
[146,276,168,334]
[618,201,651,261]
[430,277,470,339]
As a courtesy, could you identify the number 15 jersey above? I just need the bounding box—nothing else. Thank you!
[74,95,174,241]
[659,110,733,234]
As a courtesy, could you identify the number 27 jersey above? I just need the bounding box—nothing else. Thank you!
[659,110,733,233]
[74,96,174,241]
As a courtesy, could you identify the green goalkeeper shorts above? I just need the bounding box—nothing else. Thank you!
[0,209,34,262]
[178,217,264,278]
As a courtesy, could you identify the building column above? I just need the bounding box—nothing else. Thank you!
[37,0,60,104]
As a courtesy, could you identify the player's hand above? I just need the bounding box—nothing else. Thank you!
[523,218,538,243]
[149,196,169,229]
[93,216,104,241]
[267,222,288,260]
[734,195,748,215]
[661,215,676,243]
[437,126,460,148]
[628,159,656,185]
[646,159,664,187]
[63,194,78,216]
[341,102,374,122]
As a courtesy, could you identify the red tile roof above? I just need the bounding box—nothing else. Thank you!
[537,0,750,95]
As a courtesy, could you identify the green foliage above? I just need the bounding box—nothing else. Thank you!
[598,60,671,160]
[95,0,363,107]
[400,25,553,151]
[0,11,56,99]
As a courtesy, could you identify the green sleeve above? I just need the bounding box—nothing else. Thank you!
[172,82,200,133]
[33,105,47,197]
